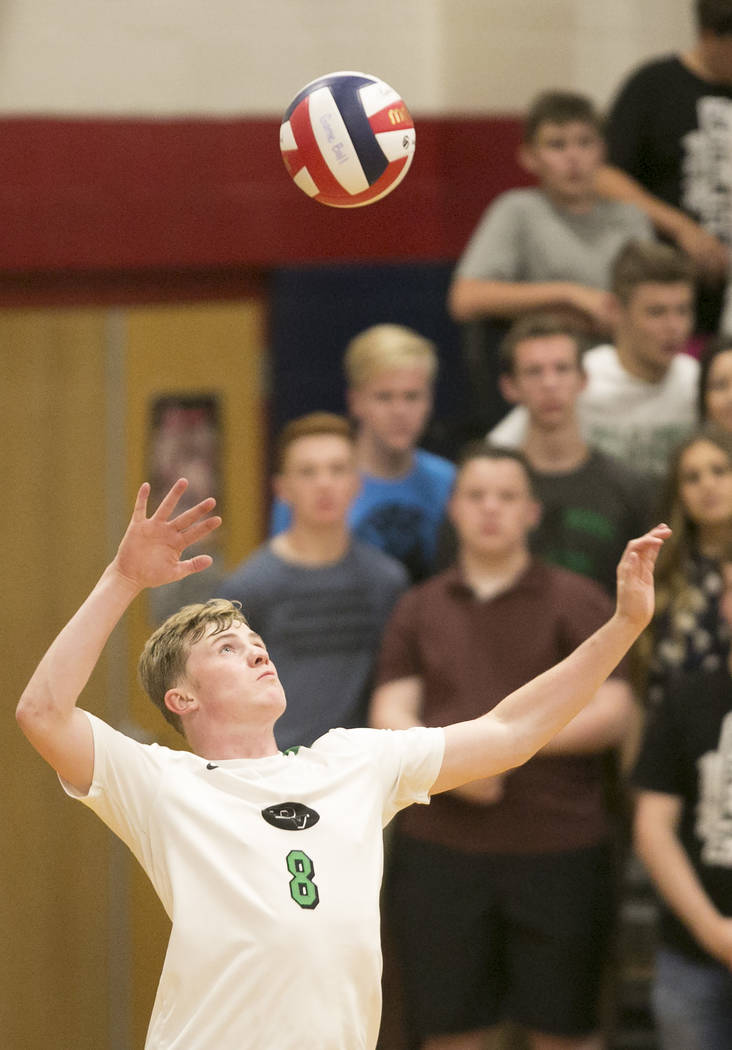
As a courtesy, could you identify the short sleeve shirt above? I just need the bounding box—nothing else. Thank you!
[489,345,699,480]
[270,449,456,582]
[375,560,621,854]
[455,187,653,287]
[634,669,732,962]
[606,55,732,243]
[62,713,444,1050]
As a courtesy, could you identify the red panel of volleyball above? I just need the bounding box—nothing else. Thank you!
[279,71,416,208]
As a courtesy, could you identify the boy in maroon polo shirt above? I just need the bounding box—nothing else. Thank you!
[372,444,636,1050]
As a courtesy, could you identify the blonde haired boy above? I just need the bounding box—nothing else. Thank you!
[342,323,438,388]
[271,324,455,581]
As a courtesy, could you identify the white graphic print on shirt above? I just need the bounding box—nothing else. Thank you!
[682,96,732,244]
[697,711,732,866]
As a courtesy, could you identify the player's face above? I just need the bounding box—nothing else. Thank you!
[621,282,694,380]
[705,350,732,432]
[449,457,540,558]
[522,121,604,206]
[176,622,287,727]
[501,335,586,428]
[275,433,360,528]
[349,366,433,455]
[677,439,732,528]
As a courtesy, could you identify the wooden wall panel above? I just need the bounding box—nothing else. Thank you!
[1,298,267,1048]
[2,309,111,1050]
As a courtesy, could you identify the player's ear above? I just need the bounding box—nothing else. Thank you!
[499,372,521,404]
[164,687,197,719]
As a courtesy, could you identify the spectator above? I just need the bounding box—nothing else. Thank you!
[438,314,650,595]
[633,548,732,1049]
[372,444,636,1050]
[700,335,732,428]
[447,89,653,435]
[271,324,455,582]
[636,426,732,709]
[490,241,700,480]
[219,412,407,750]
[598,0,732,335]
[449,90,652,334]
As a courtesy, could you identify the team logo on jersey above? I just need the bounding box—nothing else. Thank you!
[261,802,320,831]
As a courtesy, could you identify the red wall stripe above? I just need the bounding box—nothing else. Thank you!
[0,115,529,276]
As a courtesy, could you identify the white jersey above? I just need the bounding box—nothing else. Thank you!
[489,345,699,478]
[62,712,444,1050]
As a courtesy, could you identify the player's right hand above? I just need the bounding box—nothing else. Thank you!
[113,479,221,591]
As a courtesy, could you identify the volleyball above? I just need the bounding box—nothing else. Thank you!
[279,71,416,208]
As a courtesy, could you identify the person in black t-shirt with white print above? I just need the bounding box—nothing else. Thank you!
[597,0,732,335]
[634,550,732,1049]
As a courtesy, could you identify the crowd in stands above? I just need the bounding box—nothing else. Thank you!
[179,3,732,1048]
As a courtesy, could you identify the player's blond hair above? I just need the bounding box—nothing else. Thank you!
[138,598,248,735]
[343,324,438,389]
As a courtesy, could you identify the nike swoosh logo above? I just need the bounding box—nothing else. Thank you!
[206,762,219,770]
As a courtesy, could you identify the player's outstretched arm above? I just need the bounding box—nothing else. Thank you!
[431,524,670,794]
[16,479,221,793]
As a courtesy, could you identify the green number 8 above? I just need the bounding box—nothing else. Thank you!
[286,849,320,910]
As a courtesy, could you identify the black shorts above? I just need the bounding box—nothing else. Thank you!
[385,834,617,1040]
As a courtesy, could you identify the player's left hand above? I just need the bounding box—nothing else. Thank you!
[615,524,671,631]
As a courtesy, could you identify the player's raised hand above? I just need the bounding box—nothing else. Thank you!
[615,524,671,631]
[113,479,222,591]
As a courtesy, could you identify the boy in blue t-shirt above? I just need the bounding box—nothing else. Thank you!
[271,324,455,581]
